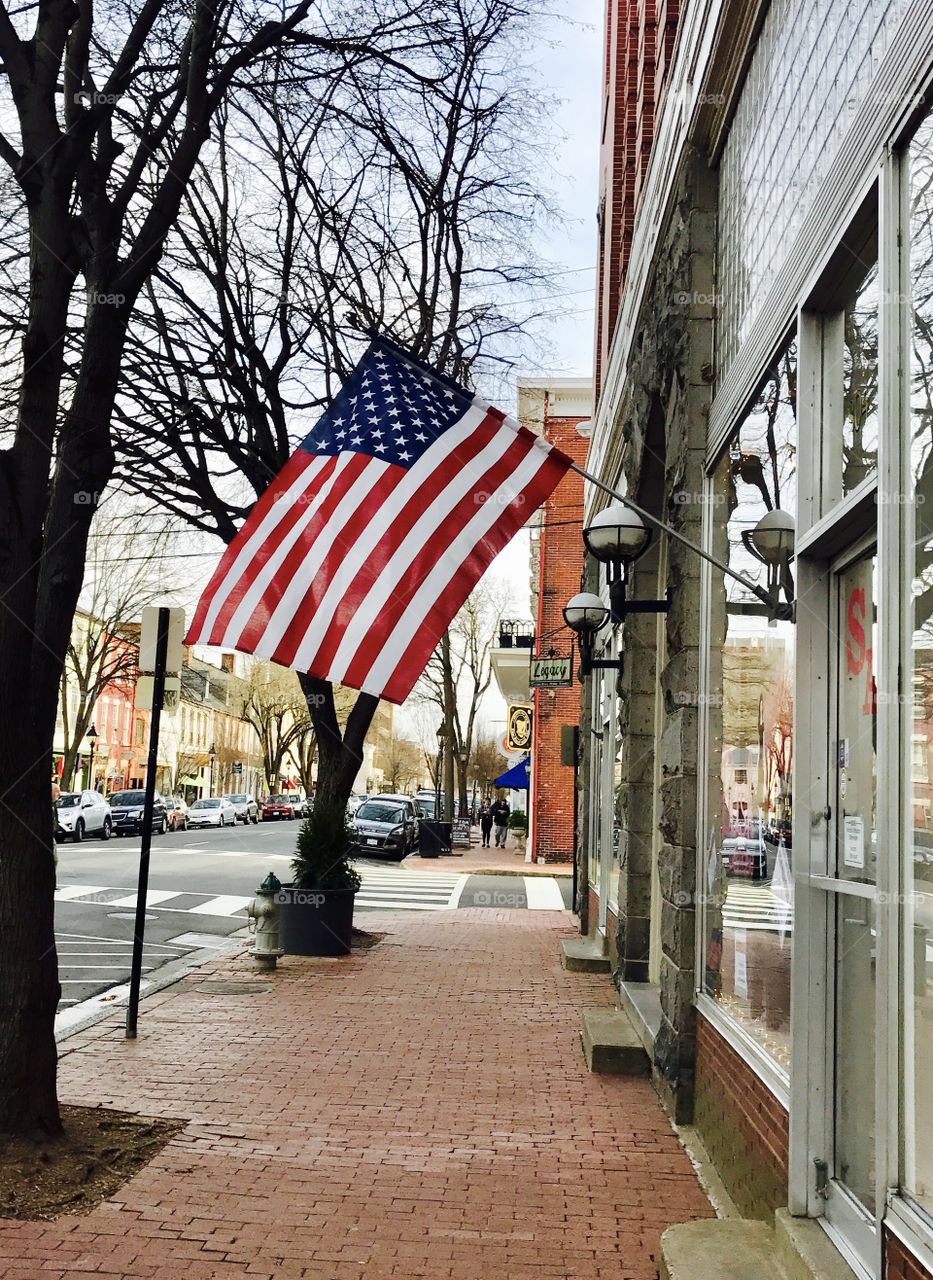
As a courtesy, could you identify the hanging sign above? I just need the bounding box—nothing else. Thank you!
[529,655,573,688]
[506,704,533,752]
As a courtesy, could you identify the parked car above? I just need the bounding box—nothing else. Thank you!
[165,796,189,832]
[376,793,422,838]
[55,790,112,842]
[224,793,259,824]
[260,794,292,821]
[284,794,307,819]
[108,789,168,837]
[352,797,418,860]
[187,796,237,828]
[347,793,366,816]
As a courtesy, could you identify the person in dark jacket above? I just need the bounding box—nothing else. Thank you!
[491,797,510,848]
[479,802,493,847]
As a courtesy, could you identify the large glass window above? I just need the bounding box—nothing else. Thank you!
[703,338,797,1070]
[905,110,933,1220]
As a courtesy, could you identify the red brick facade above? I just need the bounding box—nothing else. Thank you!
[887,1232,933,1280]
[694,1012,789,1220]
[532,404,589,864]
[595,0,676,397]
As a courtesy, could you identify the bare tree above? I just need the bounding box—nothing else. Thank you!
[105,0,551,830]
[240,664,311,791]
[379,736,423,793]
[417,580,509,814]
[0,0,451,1135]
[59,509,177,786]
[469,731,503,799]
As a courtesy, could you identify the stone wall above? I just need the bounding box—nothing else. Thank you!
[589,143,716,1122]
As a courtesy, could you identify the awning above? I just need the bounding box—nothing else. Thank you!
[493,758,530,790]
[178,775,201,785]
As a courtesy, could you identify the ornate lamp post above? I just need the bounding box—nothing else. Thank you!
[208,743,217,796]
[86,723,99,791]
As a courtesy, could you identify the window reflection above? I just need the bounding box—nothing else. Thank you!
[842,263,879,496]
[704,340,797,1070]
[907,111,933,1217]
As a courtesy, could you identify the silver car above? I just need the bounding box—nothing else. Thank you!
[224,793,259,824]
[55,790,112,842]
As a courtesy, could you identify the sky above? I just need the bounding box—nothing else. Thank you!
[162,0,604,744]
[401,0,603,742]
[478,0,602,621]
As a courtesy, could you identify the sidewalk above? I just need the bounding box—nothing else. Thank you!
[407,844,573,876]
[0,909,711,1280]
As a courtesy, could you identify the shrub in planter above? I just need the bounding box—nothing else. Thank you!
[278,807,362,957]
[508,810,528,851]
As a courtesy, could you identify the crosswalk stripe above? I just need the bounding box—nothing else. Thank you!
[522,877,565,911]
[188,895,251,917]
[106,890,181,908]
[55,885,108,901]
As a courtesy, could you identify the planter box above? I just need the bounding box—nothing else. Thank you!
[277,885,355,957]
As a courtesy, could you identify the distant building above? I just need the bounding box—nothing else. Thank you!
[520,378,592,864]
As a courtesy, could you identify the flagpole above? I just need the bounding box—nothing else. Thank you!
[567,461,778,610]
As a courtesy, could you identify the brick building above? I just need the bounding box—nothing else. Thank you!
[565,1,933,1279]
[518,379,591,864]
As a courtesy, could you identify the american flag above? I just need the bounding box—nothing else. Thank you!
[185,337,572,704]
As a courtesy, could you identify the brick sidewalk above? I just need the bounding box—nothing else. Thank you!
[406,846,573,876]
[0,909,711,1280]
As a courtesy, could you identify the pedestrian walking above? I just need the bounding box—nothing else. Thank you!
[492,797,510,848]
[479,801,493,847]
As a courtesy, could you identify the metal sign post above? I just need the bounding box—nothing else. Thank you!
[126,607,170,1039]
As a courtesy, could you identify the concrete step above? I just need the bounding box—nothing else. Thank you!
[560,936,611,973]
[580,1006,650,1075]
[660,1214,860,1280]
[660,1220,780,1280]
[774,1209,859,1280]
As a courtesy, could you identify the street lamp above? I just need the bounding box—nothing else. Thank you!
[86,723,99,791]
[208,743,217,796]
[435,724,446,818]
[583,503,662,624]
[742,508,796,621]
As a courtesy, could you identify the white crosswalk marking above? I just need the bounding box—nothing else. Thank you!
[107,889,181,908]
[54,870,511,916]
[355,870,465,911]
[522,876,565,910]
[722,883,793,933]
[189,894,252,916]
[54,884,108,901]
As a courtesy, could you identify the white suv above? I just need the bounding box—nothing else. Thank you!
[55,790,112,842]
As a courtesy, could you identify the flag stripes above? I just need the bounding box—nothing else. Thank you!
[185,339,572,703]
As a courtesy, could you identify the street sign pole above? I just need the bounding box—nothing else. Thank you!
[126,606,169,1039]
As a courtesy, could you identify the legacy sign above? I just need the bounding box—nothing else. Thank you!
[529,655,573,688]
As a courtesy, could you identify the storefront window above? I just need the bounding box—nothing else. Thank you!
[905,111,933,1219]
[703,339,797,1070]
[840,263,879,498]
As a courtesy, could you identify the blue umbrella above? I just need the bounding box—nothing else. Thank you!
[493,757,530,790]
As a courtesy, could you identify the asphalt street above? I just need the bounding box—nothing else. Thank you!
[54,818,571,1026]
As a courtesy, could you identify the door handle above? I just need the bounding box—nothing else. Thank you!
[811,806,831,826]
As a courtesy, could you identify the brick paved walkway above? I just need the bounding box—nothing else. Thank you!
[0,909,711,1280]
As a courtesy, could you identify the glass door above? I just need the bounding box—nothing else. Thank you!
[815,544,879,1274]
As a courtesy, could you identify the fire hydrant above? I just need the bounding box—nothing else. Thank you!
[247,872,285,972]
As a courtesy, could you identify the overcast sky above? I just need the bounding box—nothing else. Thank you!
[402,0,603,743]
[187,1,603,744]
[480,0,601,624]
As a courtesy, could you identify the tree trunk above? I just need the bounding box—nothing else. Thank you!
[458,760,469,821]
[299,674,378,817]
[0,713,62,1134]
